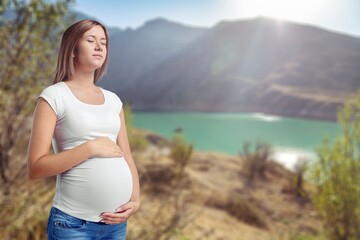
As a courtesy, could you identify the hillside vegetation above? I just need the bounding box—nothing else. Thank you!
[0,129,323,240]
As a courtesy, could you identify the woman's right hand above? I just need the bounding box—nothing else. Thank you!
[87,137,124,158]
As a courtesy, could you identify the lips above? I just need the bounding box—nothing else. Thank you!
[93,54,103,58]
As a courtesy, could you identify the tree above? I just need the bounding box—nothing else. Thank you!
[312,92,360,240]
[0,0,73,187]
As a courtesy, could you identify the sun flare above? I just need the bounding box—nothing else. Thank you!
[251,0,304,20]
[225,0,324,23]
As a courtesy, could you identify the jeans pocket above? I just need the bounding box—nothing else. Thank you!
[53,209,86,230]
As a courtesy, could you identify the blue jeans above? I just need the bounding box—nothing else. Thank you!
[47,207,127,240]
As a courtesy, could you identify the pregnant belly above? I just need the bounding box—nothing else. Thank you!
[58,157,133,217]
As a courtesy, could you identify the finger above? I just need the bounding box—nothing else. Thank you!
[113,145,123,155]
[115,149,122,155]
[118,149,124,156]
[105,210,131,219]
[116,202,132,212]
[102,217,125,224]
[102,212,128,218]
[111,147,123,157]
[101,213,127,224]
[101,216,123,224]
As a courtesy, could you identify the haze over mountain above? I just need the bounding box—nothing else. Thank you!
[95,16,360,121]
[100,18,206,93]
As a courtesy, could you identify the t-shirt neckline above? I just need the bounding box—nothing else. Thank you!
[60,81,106,106]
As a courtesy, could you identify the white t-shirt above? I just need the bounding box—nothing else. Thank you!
[39,81,133,222]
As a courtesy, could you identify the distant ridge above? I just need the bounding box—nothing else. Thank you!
[80,13,360,120]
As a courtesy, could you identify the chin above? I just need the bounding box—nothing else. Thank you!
[91,63,104,70]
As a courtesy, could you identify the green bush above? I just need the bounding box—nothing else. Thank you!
[123,103,149,152]
[311,91,360,240]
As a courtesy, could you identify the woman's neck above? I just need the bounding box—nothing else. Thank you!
[68,71,96,88]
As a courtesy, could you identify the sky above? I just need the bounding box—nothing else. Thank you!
[73,0,360,37]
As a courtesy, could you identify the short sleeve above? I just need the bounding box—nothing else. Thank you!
[116,94,123,114]
[109,91,123,113]
[38,85,63,116]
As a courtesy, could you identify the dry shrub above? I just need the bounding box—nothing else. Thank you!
[0,178,55,240]
[240,141,272,184]
[282,158,310,203]
[6,211,48,240]
[207,191,268,229]
[140,162,176,194]
[127,134,195,239]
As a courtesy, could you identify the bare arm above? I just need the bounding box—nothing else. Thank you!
[27,98,122,179]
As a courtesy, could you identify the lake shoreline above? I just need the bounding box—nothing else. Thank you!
[132,109,338,123]
[133,111,340,171]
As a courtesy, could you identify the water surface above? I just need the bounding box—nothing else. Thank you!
[133,112,340,169]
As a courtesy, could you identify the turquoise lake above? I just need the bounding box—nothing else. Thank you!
[133,112,341,169]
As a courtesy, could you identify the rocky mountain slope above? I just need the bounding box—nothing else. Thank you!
[4,10,360,121]
[98,17,360,121]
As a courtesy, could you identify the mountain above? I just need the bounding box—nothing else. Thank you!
[4,9,358,120]
[99,18,207,94]
[89,15,360,121]
[72,11,121,36]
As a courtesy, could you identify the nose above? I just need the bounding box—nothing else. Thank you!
[95,42,103,51]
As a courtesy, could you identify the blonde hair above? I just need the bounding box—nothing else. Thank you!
[53,19,109,84]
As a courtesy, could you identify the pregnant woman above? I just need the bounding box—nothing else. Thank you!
[26,19,140,240]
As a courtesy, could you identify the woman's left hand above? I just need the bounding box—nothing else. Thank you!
[100,201,140,224]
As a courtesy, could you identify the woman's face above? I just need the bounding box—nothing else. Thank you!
[74,25,107,72]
